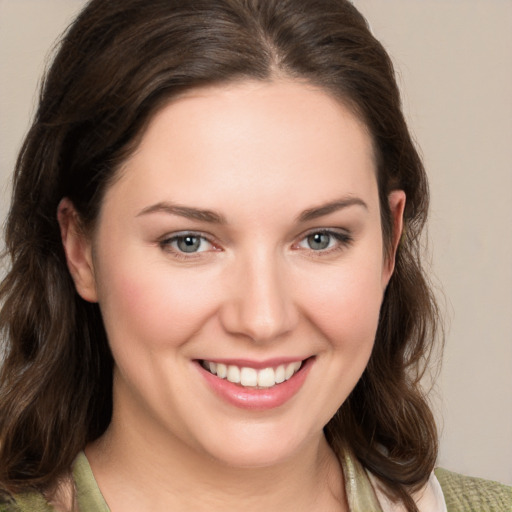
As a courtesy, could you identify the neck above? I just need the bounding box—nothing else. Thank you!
[86,410,346,512]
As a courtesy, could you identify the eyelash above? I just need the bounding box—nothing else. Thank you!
[158,229,353,260]
[295,229,353,255]
[158,232,217,260]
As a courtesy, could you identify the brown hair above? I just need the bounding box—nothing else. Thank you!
[0,0,441,509]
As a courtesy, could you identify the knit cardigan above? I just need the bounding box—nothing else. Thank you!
[1,452,510,511]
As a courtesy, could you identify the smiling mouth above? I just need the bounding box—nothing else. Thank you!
[200,360,305,389]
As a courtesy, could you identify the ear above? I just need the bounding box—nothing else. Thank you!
[57,198,98,302]
[382,189,406,285]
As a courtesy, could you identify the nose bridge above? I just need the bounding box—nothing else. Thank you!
[221,245,298,343]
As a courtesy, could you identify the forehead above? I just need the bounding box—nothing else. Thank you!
[107,79,378,218]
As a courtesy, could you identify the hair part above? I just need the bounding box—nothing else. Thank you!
[0,1,441,510]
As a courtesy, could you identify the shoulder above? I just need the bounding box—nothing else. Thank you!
[435,467,512,512]
[0,491,55,512]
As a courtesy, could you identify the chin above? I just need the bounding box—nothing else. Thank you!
[192,420,319,470]
[208,442,299,469]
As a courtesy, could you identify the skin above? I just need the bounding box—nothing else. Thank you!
[59,79,405,512]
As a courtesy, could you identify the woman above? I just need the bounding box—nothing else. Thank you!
[0,1,510,511]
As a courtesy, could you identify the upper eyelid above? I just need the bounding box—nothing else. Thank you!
[293,227,353,250]
[297,227,352,240]
[157,228,352,248]
[159,232,217,258]
[159,230,215,243]
[157,227,351,238]
[158,231,215,249]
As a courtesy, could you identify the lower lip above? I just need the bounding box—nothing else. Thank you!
[197,358,314,411]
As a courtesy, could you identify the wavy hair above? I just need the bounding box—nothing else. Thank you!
[0,1,441,509]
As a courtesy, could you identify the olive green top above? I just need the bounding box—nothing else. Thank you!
[434,467,512,512]
[1,451,511,511]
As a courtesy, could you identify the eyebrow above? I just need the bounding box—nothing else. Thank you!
[137,196,367,224]
[297,197,368,222]
[136,202,227,224]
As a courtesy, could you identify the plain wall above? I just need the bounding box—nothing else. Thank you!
[1,0,511,485]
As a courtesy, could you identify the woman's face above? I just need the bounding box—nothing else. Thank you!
[64,80,404,468]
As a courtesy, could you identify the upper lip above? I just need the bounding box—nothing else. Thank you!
[197,356,311,370]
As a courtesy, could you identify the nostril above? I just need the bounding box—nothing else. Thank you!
[218,261,299,342]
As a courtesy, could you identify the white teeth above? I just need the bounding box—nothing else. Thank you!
[226,365,240,384]
[240,367,258,387]
[257,367,275,388]
[202,360,304,388]
[285,362,299,380]
[216,363,227,379]
[275,364,285,384]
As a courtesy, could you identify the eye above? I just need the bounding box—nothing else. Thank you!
[160,232,214,254]
[305,232,332,251]
[296,230,352,252]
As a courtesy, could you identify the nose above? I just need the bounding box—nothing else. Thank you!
[219,249,299,343]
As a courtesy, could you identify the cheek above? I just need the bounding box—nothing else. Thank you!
[95,255,220,352]
[297,256,385,351]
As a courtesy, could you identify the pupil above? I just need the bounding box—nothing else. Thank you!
[308,233,330,250]
[178,236,200,253]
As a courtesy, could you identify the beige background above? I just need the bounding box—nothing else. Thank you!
[1,0,511,485]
